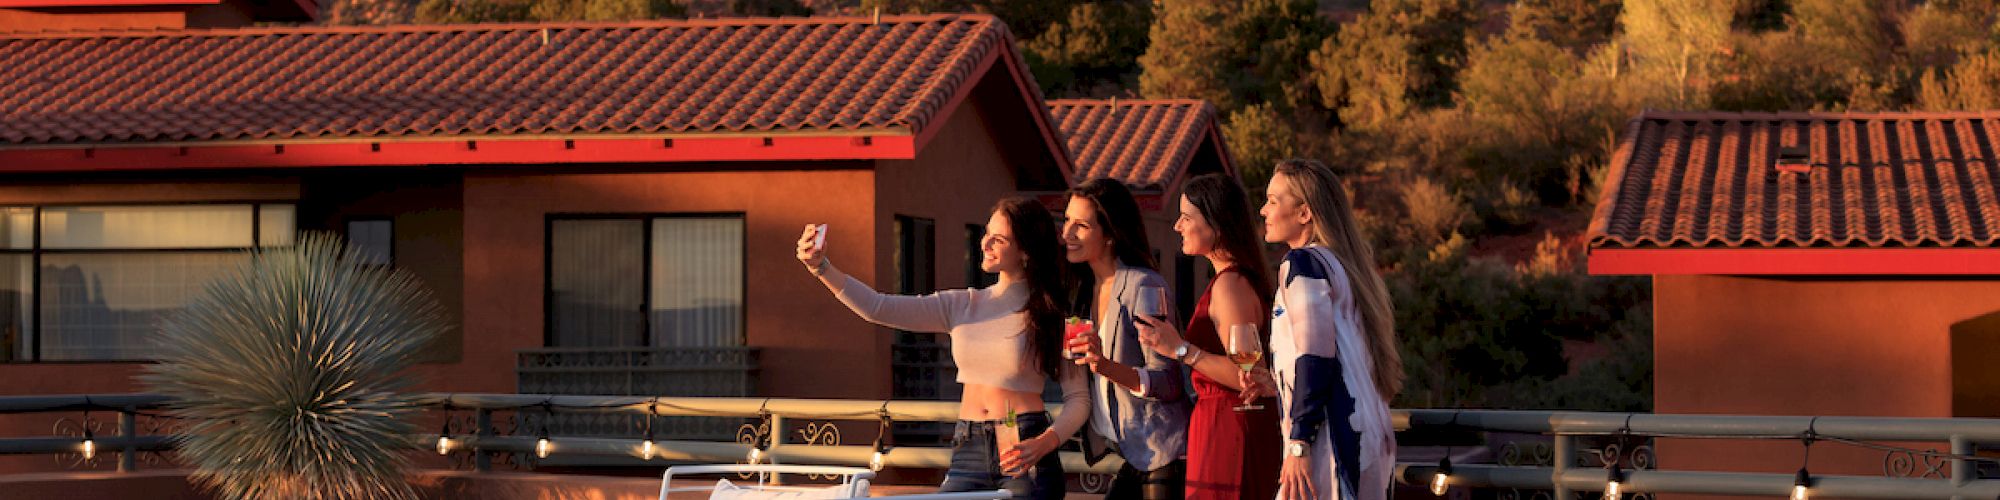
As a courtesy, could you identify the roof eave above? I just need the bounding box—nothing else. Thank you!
[0,133,917,172]
[1587,247,2000,276]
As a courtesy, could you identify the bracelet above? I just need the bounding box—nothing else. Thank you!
[808,257,829,275]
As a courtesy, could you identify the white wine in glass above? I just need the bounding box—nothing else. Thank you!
[1227,324,1265,411]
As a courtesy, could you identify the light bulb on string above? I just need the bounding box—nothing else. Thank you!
[746,409,772,464]
[1603,463,1625,500]
[81,428,96,461]
[79,397,97,461]
[640,399,658,460]
[869,407,893,472]
[435,420,453,456]
[535,401,554,459]
[1791,468,1810,500]
[1430,456,1453,496]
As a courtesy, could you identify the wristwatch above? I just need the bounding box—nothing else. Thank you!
[1172,342,1190,362]
[1286,440,1309,457]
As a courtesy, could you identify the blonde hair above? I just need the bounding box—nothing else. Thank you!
[1273,159,1404,399]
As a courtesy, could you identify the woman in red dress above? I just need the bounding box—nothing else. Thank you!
[1136,173,1282,500]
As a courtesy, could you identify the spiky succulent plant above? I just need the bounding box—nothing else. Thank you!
[142,232,446,500]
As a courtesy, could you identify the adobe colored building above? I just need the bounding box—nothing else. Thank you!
[1046,99,1236,318]
[0,13,1082,473]
[1587,111,2000,489]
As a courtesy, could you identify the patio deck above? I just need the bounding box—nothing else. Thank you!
[0,468,1106,499]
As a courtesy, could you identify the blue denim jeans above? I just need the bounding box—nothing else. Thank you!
[939,411,1066,499]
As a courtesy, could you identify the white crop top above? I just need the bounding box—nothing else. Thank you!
[830,275,1045,392]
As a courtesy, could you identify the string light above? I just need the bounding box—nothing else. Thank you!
[435,420,453,456]
[435,398,454,456]
[1793,418,1816,500]
[1433,413,1459,497]
[1431,456,1453,496]
[870,405,894,472]
[747,405,772,464]
[535,401,554,459]
[81,428,96,461]
[1604,414,1632,500]
[1604,463,1624,500]
[1791,468,1811,500]
[79,396,96,461]
[640,398,658,461]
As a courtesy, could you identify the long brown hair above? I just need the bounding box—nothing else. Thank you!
[1068,178,1158,271]
[1273,159,1403,399]
[1181,173,1271,296]
[994,197,1067,382]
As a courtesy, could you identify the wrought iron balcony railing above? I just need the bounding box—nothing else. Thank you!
[3,393,2000,499]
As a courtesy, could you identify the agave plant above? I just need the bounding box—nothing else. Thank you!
[141,232,446,500]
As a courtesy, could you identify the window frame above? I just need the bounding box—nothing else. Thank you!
[6,200,296,363]
[541,212,748,349]
[344,217,395,267]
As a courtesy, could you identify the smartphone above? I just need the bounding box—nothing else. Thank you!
[813,224,828,251]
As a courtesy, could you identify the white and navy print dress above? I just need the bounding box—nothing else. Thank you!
[1270,246,1395,500]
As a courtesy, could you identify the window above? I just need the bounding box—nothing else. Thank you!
[546,215,744,349]
[347,219,394,266]
[894,216,935,295]
[3,203,295,362]
[892,215,954,400]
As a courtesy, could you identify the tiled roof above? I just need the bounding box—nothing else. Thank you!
[0,14,1012,147]
[1048,99,1224,190]
[1587,111,2000,249]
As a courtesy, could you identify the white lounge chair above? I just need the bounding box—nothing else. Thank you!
[659,464,1011,500]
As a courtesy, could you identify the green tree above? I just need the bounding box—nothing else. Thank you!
[1792,0,1891,71]
[1138,0,1331,112]
[1460,34,1583,146]
[728,0,809,16]
[414,0,683,22]
[1221,102,1295,197]
[1903,1,2000,71]
[1918,49,2000,111]
[323,0,417,25]
[1311,0,1481,131]
[415,0,532,23]
[1617,0,1738,107]
[1506,0,1621,52]
[1021,1,1153,97]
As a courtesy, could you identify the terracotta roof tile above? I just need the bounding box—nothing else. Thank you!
[1587,110,2000,249]
[1047,99,1220,190]
[0,15,1011,147]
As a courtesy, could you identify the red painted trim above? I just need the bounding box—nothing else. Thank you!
[0,135,916,172]
[1587,248,2000,276]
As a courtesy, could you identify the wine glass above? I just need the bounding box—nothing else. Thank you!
[1227,323,1265,411]
[1135,285,1169,322]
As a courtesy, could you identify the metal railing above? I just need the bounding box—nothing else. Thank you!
[516,347,757,441]
[5,394,2000,498]
[1394,409,2000,499]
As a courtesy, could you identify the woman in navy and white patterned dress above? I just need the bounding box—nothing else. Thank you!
[1243,159,1402,500]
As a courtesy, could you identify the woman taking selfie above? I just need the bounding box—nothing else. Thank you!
[797,197,1087,499]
